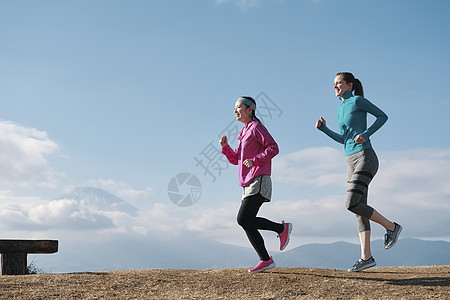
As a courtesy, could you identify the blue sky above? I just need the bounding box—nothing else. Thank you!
[1,0,449,271]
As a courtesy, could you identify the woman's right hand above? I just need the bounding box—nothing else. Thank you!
[315,117,326,128]
[219,135,228,147]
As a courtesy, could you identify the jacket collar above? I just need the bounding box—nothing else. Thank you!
[341,90,353,101]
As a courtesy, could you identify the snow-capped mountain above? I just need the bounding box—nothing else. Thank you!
[56,187,139,217]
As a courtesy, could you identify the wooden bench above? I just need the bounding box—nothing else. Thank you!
[0,240,58,275]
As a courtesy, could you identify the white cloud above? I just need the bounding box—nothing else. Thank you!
[1,147,448,253]
[0,120,60,188]
[370,149,450,236]
[273,147,347,187]
[173,147,450,250]
[216,0,259,7]
[0,185,190,237]
[373,149,450,195]
[83,178,155,209]
[215,0,279,11]
[272,147,450,240]
[0,194,115,231]
[186,202,238,237]
[215,0,319,10]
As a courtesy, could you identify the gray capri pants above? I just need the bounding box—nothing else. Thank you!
[345,148,379,232]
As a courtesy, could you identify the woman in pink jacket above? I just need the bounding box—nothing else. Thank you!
[220,96,292,273]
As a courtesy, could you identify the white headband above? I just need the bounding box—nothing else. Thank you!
[237,97,256,110]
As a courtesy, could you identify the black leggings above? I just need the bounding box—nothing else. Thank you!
[237,194,284,261]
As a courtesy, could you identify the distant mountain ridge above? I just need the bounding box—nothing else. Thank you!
[34,236,450,273]
[273,238,450,270]
[33,187,450,272]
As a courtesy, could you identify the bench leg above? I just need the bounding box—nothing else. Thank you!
[1,253,27,275]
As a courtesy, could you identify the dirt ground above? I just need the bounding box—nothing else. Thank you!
[0,265,449,299]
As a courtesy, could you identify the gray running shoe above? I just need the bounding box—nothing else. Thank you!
[385,222,402,250]
[348,257,376,272]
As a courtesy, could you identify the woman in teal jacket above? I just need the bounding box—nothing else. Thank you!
[316,72,402,272]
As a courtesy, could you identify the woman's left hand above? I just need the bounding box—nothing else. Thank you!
[243,159,253,168]
[354,135,366,143]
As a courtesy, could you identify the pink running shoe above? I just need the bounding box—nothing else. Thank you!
[278,221,292,251]
[248,257,276,273]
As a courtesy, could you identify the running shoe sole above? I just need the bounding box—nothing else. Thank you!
[348,258,376,272]
[385,223,402,250]
[279,222,293,251]
[249,262,276,273]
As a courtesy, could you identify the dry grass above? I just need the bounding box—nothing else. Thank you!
[0,265,449,299]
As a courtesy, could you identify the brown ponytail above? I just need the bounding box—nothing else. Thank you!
[336,72,364,97]
[353,78,364,97]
